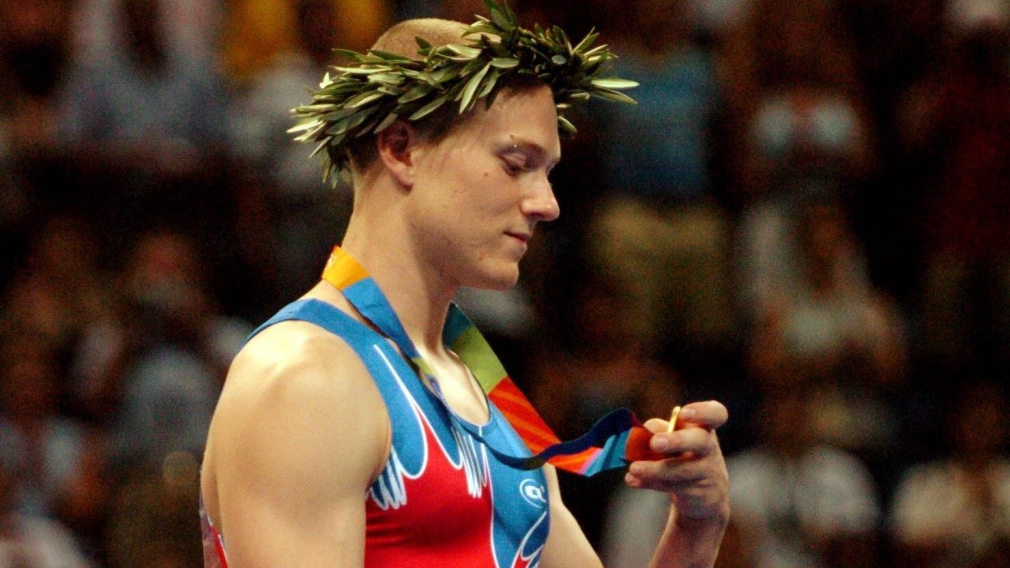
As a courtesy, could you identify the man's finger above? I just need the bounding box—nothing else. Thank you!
[648,427,718,457]
[642,400,729,433]
[680,400,729,429]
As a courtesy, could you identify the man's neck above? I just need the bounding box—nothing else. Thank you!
[340,217,456,355]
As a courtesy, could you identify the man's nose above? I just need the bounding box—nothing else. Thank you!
[522,174,560,222]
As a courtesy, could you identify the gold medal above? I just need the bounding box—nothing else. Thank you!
[666,406,682,433]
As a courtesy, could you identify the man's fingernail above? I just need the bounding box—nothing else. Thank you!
[681,408,696,420]
[651,436,668,451]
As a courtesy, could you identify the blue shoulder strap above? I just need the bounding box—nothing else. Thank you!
[245,298,467,494]
[245,299,394,382]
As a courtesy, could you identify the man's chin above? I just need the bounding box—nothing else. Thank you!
[468,265,520,291]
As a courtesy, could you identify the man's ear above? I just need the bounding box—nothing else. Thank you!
[376,120,417,188]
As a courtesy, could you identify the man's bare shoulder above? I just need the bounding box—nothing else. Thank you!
[207,316,389,463]
[225,318,368,396]
[206,311,389,479]
[203,315,390,558]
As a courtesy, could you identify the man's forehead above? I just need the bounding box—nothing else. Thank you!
[469,86,560,148]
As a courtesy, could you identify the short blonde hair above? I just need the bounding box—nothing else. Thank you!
[371,18,468,57]
[346,18,541,174]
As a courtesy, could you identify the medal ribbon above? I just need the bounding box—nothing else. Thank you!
[321,246,662,476]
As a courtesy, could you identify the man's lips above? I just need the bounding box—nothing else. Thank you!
[506,231,531,243]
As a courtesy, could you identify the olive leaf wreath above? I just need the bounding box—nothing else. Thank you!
[288,0,637,184]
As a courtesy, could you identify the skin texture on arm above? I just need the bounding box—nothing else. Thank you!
[201,320,390,568]
[541,401,730,568]
[540,464,606,568]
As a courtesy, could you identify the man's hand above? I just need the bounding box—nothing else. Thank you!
[624,401,731,525]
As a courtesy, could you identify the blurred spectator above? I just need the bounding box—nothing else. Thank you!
[226,0,354,301]
[0,326,106,532]
[728,380,881,568]
[104,464,201,568]
[743,86,872,201]
[101,230,250,468]
[57,229,249,471]
[726,0,881,394]
[720,0,873,201]
[0,0,75,156]
[2,215,116,357]
[586,198,737,378]
[720,0,863,121]
[58,0,225,178]
[578,1,738,377]
[596,0,721,203]
[0,0,77,286]
[219,0,388,85]
[0,216,116,552]
[889,378,1010,568]
[827,0,947,306]
[743,194,907,456]
[69,0,221,66]
[227,0,340,183]
[0,461,93,568]
[725,0,899,473]
[55,0,228,252]
[898,3,1009,377]
[684,0,750,42]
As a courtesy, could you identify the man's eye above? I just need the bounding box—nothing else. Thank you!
[502,159,524,176]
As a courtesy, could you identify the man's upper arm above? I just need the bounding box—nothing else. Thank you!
[539,465,605,568]
[203,322,389,568]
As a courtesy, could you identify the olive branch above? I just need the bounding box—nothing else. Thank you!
[288,0,637,184]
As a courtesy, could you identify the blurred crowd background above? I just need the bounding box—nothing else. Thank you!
[0,0,1006,566]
